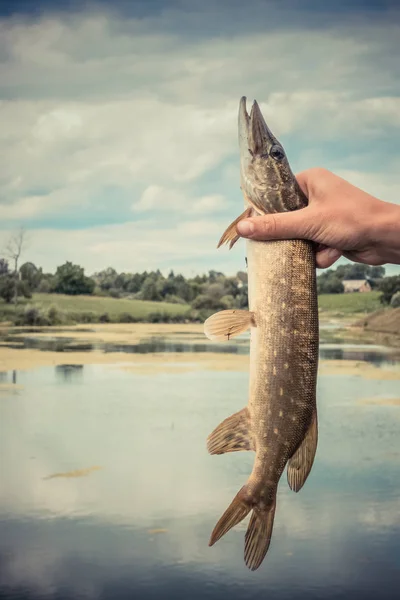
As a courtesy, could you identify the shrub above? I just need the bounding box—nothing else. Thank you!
[36,279,52,293]
[15,305,50,326]
[47,306,63,325]
[118,312,140,323]
[390,291,400,308]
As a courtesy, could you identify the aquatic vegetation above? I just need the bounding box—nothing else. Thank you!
[43,466,103,480]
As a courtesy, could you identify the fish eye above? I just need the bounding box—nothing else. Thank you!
[269,145,285,161]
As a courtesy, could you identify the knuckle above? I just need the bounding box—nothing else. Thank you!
[260,215,278,238]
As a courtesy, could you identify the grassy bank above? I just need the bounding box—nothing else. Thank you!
[0,293,193,325]
[318,291,381,315]
[33,293,189,319]
[0,290,383,326]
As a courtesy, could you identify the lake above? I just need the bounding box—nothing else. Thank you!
[0,326,400,600]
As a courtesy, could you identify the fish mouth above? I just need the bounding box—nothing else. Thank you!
[238,96,251,186]
[239,97,276,176]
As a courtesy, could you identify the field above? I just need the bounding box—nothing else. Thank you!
[0,290,384,326]
[32,293,189,318]
[318,291,381,315]
[0,293,191,325]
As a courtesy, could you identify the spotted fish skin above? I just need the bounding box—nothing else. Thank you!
[203,98,319,571]
[246,237,318,498]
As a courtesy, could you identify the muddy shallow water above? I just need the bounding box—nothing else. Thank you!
[0,325,399,600]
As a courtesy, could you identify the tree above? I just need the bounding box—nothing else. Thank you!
[391,291,400,308]
[0,259,8,276]
[369,266,385,279]
[0,257,31,303]
[379,275,400,305]
[4,227,27,306]
[0,280,14,302]
[53,262,95,295]
[20,262,43,292]
[317,269,344,294]
[141,275,162,301]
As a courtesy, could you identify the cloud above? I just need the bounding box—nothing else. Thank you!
[0,3,399,273]
[8,218,236,276]
[132,185,227,215]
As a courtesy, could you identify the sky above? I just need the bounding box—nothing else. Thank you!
[0,0,399,277]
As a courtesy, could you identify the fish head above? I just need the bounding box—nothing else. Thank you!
[239,97,307,214]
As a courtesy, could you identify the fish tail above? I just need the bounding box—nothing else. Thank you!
[209,484,277,570]
[208,486,251,548]
[244,497,276,571]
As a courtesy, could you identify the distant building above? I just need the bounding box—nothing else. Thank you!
[342,279,372,293]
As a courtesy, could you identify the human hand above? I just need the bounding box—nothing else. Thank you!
[236,168,400,268]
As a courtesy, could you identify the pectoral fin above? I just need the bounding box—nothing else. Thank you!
[242,191,271,216]
[204,309,255,342]
[287,410,318,492]
[207,407,254,454]
[217,207,253,249]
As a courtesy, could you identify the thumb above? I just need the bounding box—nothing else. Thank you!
[236,208,317,242]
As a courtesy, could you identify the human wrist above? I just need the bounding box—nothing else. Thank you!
[371,200,400,264]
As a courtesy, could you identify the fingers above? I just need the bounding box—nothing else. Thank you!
[315,247,342,268]
[236,208,315,241]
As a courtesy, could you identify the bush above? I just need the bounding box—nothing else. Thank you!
[118,312,140,323]
[15,305,50,326]
[99,312,110,323]
[146,311,191,323]
[68,311,97,324]
[93,286,109,297]
[390,291,400,308]
[164,294,187,304]
[380,276,400,305]
[37,279,52,293]
[47,306,63,325]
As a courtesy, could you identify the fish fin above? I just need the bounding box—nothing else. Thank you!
[217,207,253,248]
[204,309,255,342]
[242,191,277,216]
[244,499,276,571]
[287,410,318,493]
[209,487,252,547]
[207,407,254,455]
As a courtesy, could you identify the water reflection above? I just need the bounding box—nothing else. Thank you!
[319,346,399,365]
[55,364,84,383]
[0,360,400,599]
[1,330,399,366]
[0,369,18,385]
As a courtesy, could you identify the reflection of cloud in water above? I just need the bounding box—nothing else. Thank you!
[1,365,399,525]
[1,363,400,599]
[359,499,400,529]
[2,499,400,600]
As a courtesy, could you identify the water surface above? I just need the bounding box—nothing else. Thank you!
[0,335,400,600]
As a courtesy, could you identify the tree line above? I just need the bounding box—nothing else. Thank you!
[1,255,399,308]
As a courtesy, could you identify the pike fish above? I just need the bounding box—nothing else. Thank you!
[204,97,319,570]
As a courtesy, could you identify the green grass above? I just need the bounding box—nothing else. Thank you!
[32,293,189,319]
[0,293,192,325]
[0,290,383,326]
[318,291,381,314]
